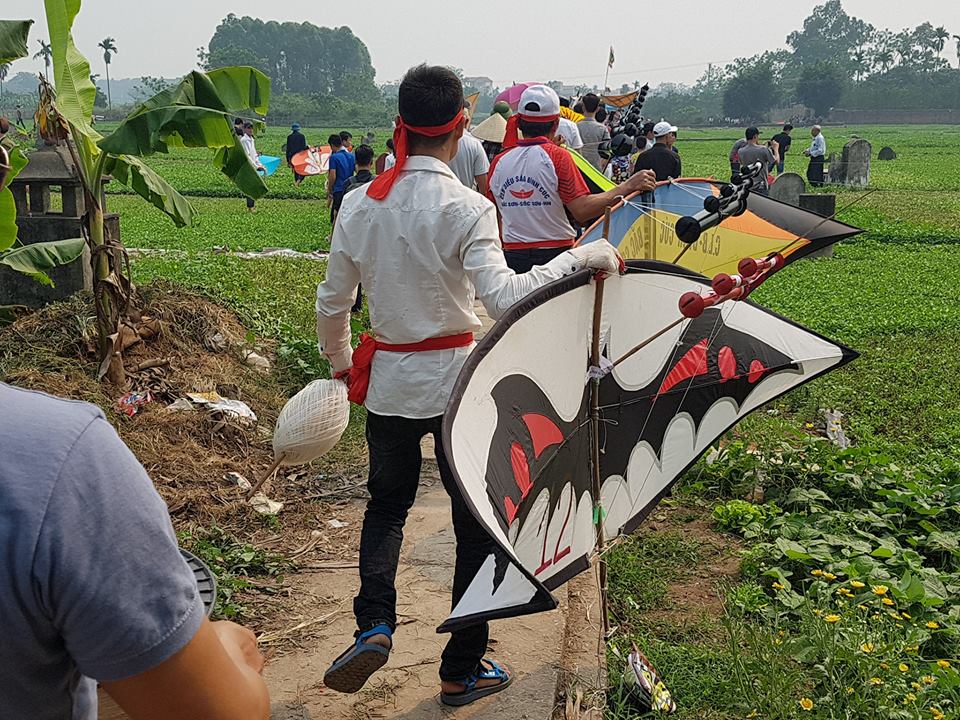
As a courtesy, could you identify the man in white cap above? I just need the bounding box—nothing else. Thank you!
[489,84,656,272]
[633,120,681,183]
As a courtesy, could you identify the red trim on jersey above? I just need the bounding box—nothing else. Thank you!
[542,143,590,204]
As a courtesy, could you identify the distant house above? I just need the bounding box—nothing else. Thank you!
[464,76,494,93]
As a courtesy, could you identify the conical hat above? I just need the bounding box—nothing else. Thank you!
[471,112,507,143]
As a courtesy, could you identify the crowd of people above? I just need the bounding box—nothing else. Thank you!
[729,122,827,192]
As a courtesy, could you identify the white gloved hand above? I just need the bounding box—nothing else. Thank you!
[564,238,624,275]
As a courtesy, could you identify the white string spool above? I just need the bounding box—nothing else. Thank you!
[272,379,350,465]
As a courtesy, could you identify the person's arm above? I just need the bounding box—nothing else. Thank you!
[326,168,337,205]
[566,170,656,224]
[316,221,362,373]
[473,144,490,195]
[36,416,269,720]
[769,142,780,165]
[103,619,268,720]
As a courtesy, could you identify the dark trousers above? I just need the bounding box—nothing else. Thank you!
[807,156,825,187]
[330,190,345,225]
[504,246,569,273]
[352,284,363,313]
[776,159,785,175]
[245,196,255,209]
[356,412,495,681]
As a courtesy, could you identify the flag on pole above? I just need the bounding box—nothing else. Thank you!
[608,46,615,68]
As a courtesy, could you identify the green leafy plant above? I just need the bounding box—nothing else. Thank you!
[713,499,779,533]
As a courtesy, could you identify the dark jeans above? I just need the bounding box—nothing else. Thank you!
[330,190,345,224]
[245,196,255,209]
[356,412,495,681]
[807,156,825,187]
[776,159,785,175]
[504,246,569,273]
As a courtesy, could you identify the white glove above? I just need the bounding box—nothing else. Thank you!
[564,238,623,275]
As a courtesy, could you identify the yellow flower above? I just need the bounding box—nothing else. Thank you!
[872,585,889,596]
[937,660,951,669]
[837,587,853,597]
[799,698,814,711]
[824,614,841,623]
[926,621,940,629]
[851,580,866,589]
[882,597,895,606]
[880,663,890,670]
[772,581,784,590]
[811,569,824,577]
[922,675,936,685]
[824,572,837,581]
[858,604,867,610]
[906,645,919,653]
[931,709,944,720]
[846,687,854,695]
[899,663,909,672]
[869,677,884,685]
[774,638,783,646]
[861,643,875,653]
[906,693,917,702]
[901,612,911,619]
[912,682,922,690]
[746,711,760,719]
[812,608,823,616]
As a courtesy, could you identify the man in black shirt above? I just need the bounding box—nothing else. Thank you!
[286,123,309,186]
[771,124,793,175]
[634,120,681,183]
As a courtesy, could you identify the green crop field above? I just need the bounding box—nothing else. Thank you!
[112,122,960,719]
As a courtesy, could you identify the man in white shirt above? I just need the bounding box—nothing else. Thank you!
[556,99,583,151]
[803,125,826,187]
[315,64,624,707]
[447,101,490,193]
[240,121,264,211]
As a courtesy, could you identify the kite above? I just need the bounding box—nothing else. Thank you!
[291,145,332,177]
[438,256,857,632]
[575,170,861,276]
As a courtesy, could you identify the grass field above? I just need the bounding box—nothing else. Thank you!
[97,122,960,717]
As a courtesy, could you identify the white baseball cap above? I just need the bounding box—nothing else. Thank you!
[653,121,678,137]
[517,85,561,119]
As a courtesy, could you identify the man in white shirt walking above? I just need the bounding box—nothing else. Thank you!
[803,125,827,187]
[315,64,624,707]
[447,101,490,193]
[240,121,264,211]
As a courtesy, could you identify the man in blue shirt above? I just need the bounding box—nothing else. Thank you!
[0,383,270,719]
[327,133,356,225]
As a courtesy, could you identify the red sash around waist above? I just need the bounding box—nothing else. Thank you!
[502,239,575,252]
[346,331,475,405]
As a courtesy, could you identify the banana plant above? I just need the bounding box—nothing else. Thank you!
[35,0,271,383]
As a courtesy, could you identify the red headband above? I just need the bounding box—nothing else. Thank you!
[503,112,560,149]
[366,110,465,200]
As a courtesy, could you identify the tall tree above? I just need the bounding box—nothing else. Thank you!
[203,16,378,101]
[796,62,846,116]
[33,39,51,79]
[721,62,777,122]
[97,36,116,108]
[787,0,873,71]
[933,26,950,60]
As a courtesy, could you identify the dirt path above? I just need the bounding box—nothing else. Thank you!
[264,453,567,719]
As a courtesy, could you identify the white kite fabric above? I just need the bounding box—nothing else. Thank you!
[273,379,350,465]
[438,261,857,632]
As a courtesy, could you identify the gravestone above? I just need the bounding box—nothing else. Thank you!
[826,152,840,184]
[799,193,836,259]
[1,144,118,308]
[878,146,897,161]
[768,172,806,206]
[828,139,872,187]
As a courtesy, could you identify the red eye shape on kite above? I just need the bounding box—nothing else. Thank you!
[718,346,737,381]
[504,415,564,524]
[748,359,768,383]
[510,188,536,200]
[658,339,710,395]
[522,413,564,458]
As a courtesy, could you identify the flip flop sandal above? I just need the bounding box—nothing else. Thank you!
[323,623,392,693]
[440,658,512,707]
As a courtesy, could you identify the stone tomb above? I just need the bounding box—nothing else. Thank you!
[828,138,872,187]
[768,172,806,206]
[1,144,119,308]
[878,146,897,161]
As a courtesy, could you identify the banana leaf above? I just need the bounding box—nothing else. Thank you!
[44,0,97,138]
[1,145,29,252]
[206,67,271,115]
[0,237,85,275]
[104,155,195,227]
[0,19,33,64]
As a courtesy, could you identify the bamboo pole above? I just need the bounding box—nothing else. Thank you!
[590,207,612,637]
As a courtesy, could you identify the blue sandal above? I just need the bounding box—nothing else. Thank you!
[323,623,392,693]
[440,658,512,707]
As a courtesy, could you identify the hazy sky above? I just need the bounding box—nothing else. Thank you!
[12,1,960,88]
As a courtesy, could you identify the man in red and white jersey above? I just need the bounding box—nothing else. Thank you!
[488,84,656,272]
